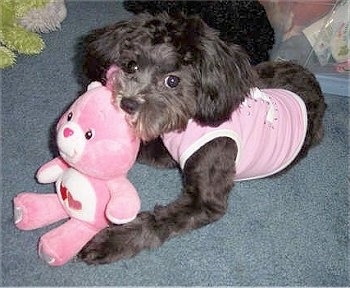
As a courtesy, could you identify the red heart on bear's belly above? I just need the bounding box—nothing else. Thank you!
[60,183,68,200]
[67,192,82,210]
[60,183,82,210]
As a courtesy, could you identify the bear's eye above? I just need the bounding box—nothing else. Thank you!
[164,75,180,88]
[85,129,94,140]
[67,112,73,121]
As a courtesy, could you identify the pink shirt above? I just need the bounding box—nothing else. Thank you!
[162,88,308,181]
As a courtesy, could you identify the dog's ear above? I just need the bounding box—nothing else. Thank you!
[191,20,256,126]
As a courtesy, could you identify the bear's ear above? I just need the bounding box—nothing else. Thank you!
[87,81,102,91]
[105,65,119,90]
[192,18,256,126]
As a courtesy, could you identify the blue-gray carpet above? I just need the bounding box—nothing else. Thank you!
[1,1,349,286]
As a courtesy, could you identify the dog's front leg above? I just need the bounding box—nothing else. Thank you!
[78,137,237,264]
[137,137,178,169]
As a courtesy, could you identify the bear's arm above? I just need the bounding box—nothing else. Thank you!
[36,157,69,184]
[105,178,141,225]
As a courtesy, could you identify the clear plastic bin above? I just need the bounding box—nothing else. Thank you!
[260,0,349,96]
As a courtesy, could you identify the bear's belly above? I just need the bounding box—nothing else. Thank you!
[56,169,97,223]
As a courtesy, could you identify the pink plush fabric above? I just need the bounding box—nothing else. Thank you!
[13,82,140,266]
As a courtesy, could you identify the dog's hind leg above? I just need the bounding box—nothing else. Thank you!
[78,137,237,264]
[255,61,327,160]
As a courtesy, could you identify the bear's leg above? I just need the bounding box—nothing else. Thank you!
[14,193,68,230]
[38,218,102,266]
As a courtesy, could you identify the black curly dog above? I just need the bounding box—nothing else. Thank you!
[78,12,326,264]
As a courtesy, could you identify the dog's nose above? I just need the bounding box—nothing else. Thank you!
[120,98,140,114]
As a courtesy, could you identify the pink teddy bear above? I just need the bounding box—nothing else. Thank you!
[13,81,141,266]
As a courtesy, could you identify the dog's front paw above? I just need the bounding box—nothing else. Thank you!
[78,213,161,264]
[78,227,122,264]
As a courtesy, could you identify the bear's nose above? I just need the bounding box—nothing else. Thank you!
[63,127,74,138]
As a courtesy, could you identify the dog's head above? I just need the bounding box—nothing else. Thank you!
[84,13,256,141]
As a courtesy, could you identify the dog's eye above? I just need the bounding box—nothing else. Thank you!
[85,129,95,140]
[164,75,180,88]
[125,60,139,74]
[67,112,73,121]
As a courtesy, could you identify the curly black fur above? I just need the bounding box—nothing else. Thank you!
[83,13,256,140]
[78,12,326,265]
[123,0,275,65]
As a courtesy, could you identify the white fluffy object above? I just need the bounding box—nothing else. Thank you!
[19,0,67,33]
